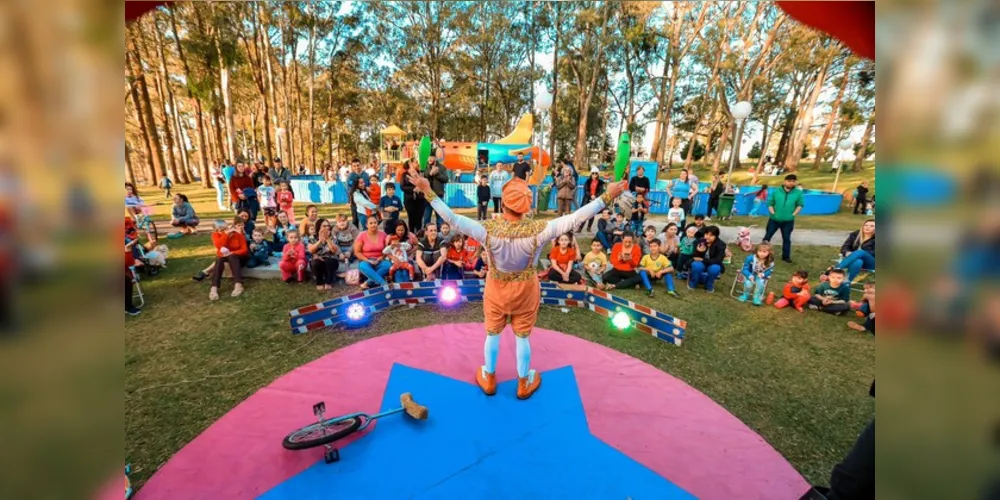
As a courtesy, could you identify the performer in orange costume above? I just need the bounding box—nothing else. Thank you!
[408,172,626,399]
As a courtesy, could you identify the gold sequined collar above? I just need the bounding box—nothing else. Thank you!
[482,218,547,239]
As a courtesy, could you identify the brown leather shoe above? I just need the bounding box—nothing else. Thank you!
[476,367,497,396]
[516,371,542,400]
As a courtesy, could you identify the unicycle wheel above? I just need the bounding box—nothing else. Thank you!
[282,417,362,450]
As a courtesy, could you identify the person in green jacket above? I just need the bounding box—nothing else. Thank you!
[762,174,805,263]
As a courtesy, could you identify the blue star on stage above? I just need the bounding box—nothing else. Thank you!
[261,364,694,499]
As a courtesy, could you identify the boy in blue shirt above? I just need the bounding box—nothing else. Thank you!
[379,182,403,234]
[808,268,852,314]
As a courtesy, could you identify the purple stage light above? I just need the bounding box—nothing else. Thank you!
[439,286,460,305]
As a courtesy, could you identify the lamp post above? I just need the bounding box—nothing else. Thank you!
[532,87,553,213]
[831,138,854,192]
[724,100,752,192]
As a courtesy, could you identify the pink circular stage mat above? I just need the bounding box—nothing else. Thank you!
[134,324,808,499]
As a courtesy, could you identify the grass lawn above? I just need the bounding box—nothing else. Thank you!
[125,234,874,491]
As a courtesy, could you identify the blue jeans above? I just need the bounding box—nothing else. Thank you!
[763,218,795,261]
[358,214,368,229]
[839,250,875,281]
[214,180,226,209]
[423,203,443,228]
[596,232,612,251]
[359,260,392,286]
[394,269,411,283]
[639,270,676,292]
[441,261,464,280]
[688,261,722,291]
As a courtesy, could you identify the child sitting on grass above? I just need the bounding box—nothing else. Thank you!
[583,239,609,288]
[738,243,775,306]
[279,228,308,283]
[383,235,415,282]
[471,246,489,279]
[808,268,852,315]
[246,229,271,268]
[848,283,875,334]
[639,225,658,256]
[774,270,811,312]
[638,239,678,298]
[442,235,467,280]
[548,232,583,284]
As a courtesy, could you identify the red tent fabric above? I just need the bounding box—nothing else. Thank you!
[125,1,874,59]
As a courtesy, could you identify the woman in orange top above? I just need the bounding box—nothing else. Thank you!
[209,217,250,301]
[603,232,644,291]
[548,232,582,284]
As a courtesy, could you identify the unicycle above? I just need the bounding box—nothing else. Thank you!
[282,393,429,464]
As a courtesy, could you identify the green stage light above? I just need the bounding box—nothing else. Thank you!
[611,311,632,330]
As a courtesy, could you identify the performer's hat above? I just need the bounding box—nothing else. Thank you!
[502,178,532,215]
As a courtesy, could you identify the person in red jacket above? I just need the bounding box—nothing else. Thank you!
[602,232,643,291]
[209,217,249,301]
[279,228,308,283]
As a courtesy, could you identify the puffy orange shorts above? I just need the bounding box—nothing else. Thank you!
[483,276,540,337]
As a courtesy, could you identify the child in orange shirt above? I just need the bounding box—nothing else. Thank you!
[774,270,811,312]
[548,232,582,284]
[441,235,468,280]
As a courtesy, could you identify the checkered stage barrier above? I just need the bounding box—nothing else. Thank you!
[288,280,689,345]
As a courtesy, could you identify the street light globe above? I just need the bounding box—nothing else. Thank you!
[837,139,854,151]
[732,101,752,121]
[534,89,553,111]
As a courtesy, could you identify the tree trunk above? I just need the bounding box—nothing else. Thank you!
[212,5,237,163]
[263,5,280,169]
[138,22,181,184]
[852,116,874,171]
[211,99,226,164]
[150,16,190,183]
[168,5,212,187]
[813,67,851,170]
[785,61,830,172]
[293,36,304,173]
[548,1,559,163]
[775,78,804,165]
[712,122,733,173]
[126,37,165,184]
[170,93,192,183]
[307,11,317,173]
[250,108,259,160]
[755,113,772,171]
[125,143,137,185]
[279,14,296,170]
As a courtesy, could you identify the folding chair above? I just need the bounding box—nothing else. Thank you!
[130,267,144,308]
[730,272,770,302]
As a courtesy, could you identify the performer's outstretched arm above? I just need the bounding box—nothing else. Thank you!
[408,173,487,243]
[539,180,627,242]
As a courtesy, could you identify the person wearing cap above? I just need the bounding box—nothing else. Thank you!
[763,174,805,263]
[268,158,292,187]
[407,171,627,400]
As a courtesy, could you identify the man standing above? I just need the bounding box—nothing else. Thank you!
[628,166,651,196]
[409,172,626,400]
[346,159,368,228]
[487,162,511,215]
[268,158,292,187]
[854,181,870,215]
[763,174,805,264]
[512,152,532,181]
[423,158,449,228]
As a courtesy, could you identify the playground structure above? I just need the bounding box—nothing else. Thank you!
[379,113,553,185]
[289,280,688,345]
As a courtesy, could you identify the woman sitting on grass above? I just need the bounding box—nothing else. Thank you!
[548,232,583,284]
[687,226,727,293]
[660,222,681,268]
[308,219,340,291]
[354,217,390,289]
[836,219,876,282]
[208,218,249,301]
[170,194,199,235]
